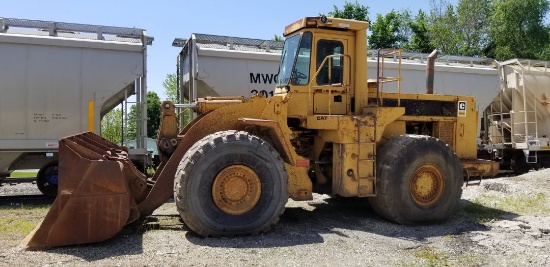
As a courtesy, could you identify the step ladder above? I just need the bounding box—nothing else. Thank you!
[511,64,540,164]
[357,114,376,197]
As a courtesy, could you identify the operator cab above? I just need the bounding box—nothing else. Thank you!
[274,17,369,117]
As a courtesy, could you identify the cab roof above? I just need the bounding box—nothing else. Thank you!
[284,16,369,37]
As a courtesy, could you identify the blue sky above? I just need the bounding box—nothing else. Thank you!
[3,0,457,100]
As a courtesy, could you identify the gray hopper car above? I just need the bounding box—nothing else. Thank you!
[0,17,152,196]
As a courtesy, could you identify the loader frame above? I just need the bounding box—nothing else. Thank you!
[21,16,498,250]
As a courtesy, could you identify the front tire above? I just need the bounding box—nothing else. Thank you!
[369,135,463,224]
[174,130,288,236]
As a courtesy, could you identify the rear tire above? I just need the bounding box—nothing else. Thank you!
[36,162,59,197]
[174,130,288,236]
[369,135,463,224]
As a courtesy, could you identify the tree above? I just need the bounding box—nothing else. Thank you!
[100,108,123,143]
[163,73,192,126]
[488,0,550,60]
[324,1,369,21]
[126,106,137,141]
[162,73,178,102]
[146,91,161,139]
[369,10,409,49]
[423,0,493,57]
[407,10,435,53]
[127,91,162,140]
[455,0,491,56]
[395,10,413,49]
[428,1,461,55]
[272,35,283,41]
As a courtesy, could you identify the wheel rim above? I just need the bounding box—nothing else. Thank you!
[410,164,444,207]
[212,165,261,215]
[44,165,59,185]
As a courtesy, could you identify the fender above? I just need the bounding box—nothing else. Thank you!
[138,98,269,215]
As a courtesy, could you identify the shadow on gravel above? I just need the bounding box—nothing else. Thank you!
[44,213,188,261]
[187,197,517,249]
[459,199,519,224]
[43,219,152,261]
[42,195,518,258]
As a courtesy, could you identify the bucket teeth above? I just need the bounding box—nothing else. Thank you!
[20,132,148,250]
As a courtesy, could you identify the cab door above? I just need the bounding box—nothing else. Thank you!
[311,33,353,115]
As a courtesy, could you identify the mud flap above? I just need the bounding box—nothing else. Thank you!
[20,132,147,250]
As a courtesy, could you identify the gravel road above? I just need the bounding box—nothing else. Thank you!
[1,169,549,266]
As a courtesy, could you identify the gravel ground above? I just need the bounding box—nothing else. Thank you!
[0,180,41,196]
[1,169,549,267]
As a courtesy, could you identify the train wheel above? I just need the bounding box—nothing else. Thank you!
[174,130,288,236]
[36,162,59,197]
[369,135,463,224]
[511,152,530,174]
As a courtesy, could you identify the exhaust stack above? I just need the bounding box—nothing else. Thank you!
[426,49,439,94]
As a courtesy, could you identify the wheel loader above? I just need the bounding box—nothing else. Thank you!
[21,16,498,250]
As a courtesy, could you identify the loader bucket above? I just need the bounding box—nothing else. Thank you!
[20,132,148,250]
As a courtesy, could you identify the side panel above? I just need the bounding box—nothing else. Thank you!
[0,33,145,173]
[367,62,499,111]
[0,38,143,144]
[180,48,281,100]
[368,61,499,136]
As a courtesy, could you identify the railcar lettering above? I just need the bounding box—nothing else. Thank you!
[250,73,278,84]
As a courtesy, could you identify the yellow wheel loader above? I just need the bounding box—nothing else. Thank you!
[21,16,498,250]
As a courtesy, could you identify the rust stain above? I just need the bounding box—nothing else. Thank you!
[541,93,549,109]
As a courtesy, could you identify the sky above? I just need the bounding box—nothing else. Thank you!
[3,0,457,100]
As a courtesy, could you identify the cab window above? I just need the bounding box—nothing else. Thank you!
[290,32,312,85]
[316,40,344,85]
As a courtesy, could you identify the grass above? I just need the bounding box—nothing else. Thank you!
[414,247,450,267]
[500,193,550,214]
[0,205,49,236]
[397,246,484,267]
[462,192,550,223]
[146,167,156,177]
[397,247,451,267]
[477,192,549,214]
[461,200,506,223]
[8,171,38,178]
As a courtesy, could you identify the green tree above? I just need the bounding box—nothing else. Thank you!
[324,1,369,21]
[162,73,192,126]
[395,10,413,48]
[146,91,161,139]
[423,0,492,56]
[407,10,435,53]
[272,35,283,41]
[127,91,162,140]
[162,73,178,102]
[428,1,461,55]
[100,108,123,143]
[488,0,550,60]
[456,0,491,56]
[369,10,409,49]
[126,107,137,141]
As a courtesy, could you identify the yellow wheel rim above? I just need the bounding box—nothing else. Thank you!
[410,164,444,207]
[212,165,261,215]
